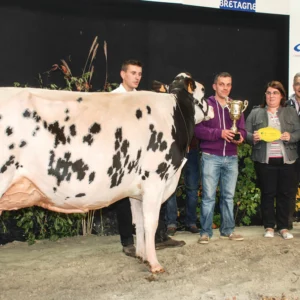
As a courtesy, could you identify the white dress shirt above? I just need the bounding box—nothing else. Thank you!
[111,83,136,93]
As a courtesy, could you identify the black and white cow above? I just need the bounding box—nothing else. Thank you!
[0,75,213,272]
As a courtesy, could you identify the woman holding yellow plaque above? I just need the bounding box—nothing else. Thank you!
[246,81,300,240]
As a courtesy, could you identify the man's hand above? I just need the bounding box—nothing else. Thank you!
[221,129,235,143]
[231,133,244,145]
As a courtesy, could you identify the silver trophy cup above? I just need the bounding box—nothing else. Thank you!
[225,98,248,141]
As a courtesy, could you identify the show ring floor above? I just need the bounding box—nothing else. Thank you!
[1,224,300,300]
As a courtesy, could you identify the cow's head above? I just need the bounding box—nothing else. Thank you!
[152,73,214,124]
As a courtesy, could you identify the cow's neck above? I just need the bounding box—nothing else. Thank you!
[170,90,195,166]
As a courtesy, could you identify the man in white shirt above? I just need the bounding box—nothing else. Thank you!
[111,59,185,257]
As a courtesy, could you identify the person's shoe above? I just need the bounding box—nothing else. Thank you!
[220,233,244,241]
[122,244,136,257]
[185,225,200,234]
[278,229,293,240]
[264,228,274,238]
[166,226,177,236]
[198,235,209,244]
[155,237,186,250]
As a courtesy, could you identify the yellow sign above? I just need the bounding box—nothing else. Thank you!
[258,127,281,142]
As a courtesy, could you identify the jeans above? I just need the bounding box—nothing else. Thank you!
[200,153,238,238]
[165,148,200,228]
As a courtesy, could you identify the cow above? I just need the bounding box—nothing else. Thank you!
[0,75,213,273]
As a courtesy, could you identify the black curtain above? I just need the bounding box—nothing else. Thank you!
[0,0,289,115]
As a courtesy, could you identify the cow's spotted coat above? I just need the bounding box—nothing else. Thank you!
[0,77,213,273]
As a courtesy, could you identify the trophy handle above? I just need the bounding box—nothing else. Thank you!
[225,97,231,105]
[242,100,248,112]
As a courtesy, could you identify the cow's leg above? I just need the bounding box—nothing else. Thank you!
[130,198,145,261]
[142,187,165,273]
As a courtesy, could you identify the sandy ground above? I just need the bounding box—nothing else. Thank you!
[1,225,300,300]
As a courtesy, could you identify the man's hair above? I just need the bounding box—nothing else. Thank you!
[293,72,300,84]
[213,72,232,83]
[121,60,143,72]
[261,80,286,108]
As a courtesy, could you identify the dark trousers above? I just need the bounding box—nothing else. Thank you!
[255,161,298,231]
[115,197,134,246]
[296,157,300,183]
[289,158,300,228]
[115,197,168,246]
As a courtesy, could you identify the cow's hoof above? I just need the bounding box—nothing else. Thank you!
[150,266,165,274]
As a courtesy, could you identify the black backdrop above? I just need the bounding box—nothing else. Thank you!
[0,0,289,114]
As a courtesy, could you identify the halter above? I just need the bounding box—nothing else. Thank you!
[195,97,209,118]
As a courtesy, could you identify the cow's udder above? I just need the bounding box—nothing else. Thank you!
[0,177,87,214]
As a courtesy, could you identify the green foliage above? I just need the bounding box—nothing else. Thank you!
[213,214,221,227]
[14,207,83,245]
[234,143,261,225]
[39,37,117,92]
[0,211,9,235]
[13,82,28,87]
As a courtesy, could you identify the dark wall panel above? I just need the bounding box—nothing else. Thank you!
[0,1,289,113]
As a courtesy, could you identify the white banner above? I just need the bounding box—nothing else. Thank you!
[143,0,289,14]
[256,0,288,15]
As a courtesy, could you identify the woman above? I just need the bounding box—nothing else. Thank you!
[246,81,300,239]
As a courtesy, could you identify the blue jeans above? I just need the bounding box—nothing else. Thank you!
[200,153,238,238]
[165,148,200,228]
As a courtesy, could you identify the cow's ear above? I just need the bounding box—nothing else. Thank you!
[152,80,169,93]
[184,78,196,94]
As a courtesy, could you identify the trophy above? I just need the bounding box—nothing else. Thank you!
[225,98,248,141]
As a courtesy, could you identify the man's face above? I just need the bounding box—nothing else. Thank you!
[213,76,232,100]
[121,65,142,91]
[293,76,300,100]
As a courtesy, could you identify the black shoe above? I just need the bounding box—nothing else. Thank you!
[122,244,136,258]
[185,225,200,234]
[155,237,186,250]
[166,226,177,236]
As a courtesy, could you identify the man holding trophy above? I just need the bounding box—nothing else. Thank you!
[194,72,247,244]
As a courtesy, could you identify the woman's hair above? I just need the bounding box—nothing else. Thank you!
[260,80,286,108]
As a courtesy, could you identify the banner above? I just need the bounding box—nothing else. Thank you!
[142,0,288,14]
[219,0,256,12]
[293,44,300,57]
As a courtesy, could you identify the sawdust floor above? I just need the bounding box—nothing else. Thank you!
[1,225,300,300]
